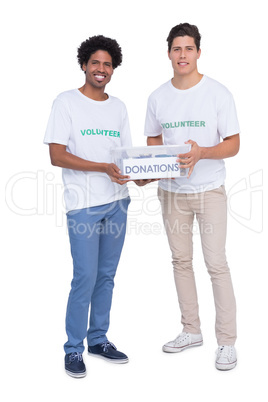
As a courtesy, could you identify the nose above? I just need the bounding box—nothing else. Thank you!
[98,64,105,72]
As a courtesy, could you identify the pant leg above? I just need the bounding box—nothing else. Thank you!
[194,186,237,345]
[87,197,130,346]
[158,187,201,334]
[64,207,103,354]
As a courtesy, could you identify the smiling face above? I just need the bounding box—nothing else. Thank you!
[168,35,201,79]
[82,50,114,90]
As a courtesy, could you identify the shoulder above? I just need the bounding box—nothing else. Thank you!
[204,76,233,97]
[204,76,238,117]
[55,89,78,103]
[148,81,170,100]
[107,95,128,113]
[108,94,125,105]
[146,82,171,111]
[51,89,78,111]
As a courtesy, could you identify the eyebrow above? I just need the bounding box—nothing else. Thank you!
[90,59,112,64]
[172,45,195,49]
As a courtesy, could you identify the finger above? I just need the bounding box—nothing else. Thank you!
[176,156,193,165]
[179,160,192,168]
[187,166,194,178]
[110,163,124,175]
[185,139,195,145]
[177,157,193,167]
[114,178,131,185]
[178,153,186,159]
[119,180,130,185]
[112,172,130,180]
[177,152,192,160]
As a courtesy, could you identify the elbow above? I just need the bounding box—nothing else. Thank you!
[234,135,240,156]
[49,144,65,167]
[226,134,240,157]
[231,143,240,157]
[50,156,63,167]
[234,147,239,157]
[50,154,59,166]
[50,158,58,167]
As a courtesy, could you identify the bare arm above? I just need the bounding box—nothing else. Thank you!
[178,134,240,178]
[49,143,130,185]
[147,134,163,146]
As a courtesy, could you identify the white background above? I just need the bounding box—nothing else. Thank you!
[2,0,267,400]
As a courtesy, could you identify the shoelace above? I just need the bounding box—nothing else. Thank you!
[175,332,189,343]
[101,341,117,353]
[69,352,83,362]
[218,346,233,361]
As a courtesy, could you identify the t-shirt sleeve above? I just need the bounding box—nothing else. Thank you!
[120,104,132,147]
[217,91,240,139]
[144,95,163,137]
[43,97,71,145]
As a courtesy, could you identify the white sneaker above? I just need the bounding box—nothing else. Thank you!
[162,332,203,353]
[215,345,237,370]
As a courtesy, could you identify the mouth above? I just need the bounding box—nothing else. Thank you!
[94,74,106,82]
[178,62,188,66]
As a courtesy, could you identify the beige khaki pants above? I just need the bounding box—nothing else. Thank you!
[158,186,236,345]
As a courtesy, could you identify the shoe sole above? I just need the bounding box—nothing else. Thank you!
[163,340,203,353]
[88,352,129,364]
[215,360,237,371]
[65,369,87,378]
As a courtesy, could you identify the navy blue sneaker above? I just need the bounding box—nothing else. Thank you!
[65,352,86,378]
[88,341,129,364]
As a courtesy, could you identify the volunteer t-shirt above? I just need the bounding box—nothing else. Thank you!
[144,75,240,193]
[44,89,132,212]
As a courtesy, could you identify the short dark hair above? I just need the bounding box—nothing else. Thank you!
[77,35,122,70]
[167,23,201,52]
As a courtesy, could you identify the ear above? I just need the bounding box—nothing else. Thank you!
[197,48,201,59]
[82,63,87,72]
[168,50,171,60]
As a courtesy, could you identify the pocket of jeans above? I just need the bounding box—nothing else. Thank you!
[210,185,227,199]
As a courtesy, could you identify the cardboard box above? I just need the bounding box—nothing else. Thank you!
[111,144,191,180]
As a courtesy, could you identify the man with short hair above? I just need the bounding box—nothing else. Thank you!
[145,23,240,370]
[44,35,147,378]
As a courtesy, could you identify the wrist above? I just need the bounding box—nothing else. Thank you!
[200,146,207,160]
[98,163,108,173]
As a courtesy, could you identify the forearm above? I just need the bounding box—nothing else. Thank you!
[147,135,163,146]
[49,144,107,173]
[179,134,240,178]
[51,150,108,172]
[49,143,130,184]
[200,134,240,160]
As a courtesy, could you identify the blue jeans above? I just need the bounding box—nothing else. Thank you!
[64,197,130,354]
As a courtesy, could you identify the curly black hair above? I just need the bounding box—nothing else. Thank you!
[77,35,122,70]
[167,23,201,52]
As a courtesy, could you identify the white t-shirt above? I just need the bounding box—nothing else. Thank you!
[44,89,132,212]
[144,75,240,193]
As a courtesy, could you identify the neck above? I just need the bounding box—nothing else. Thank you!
[79,84,108,101]
[172,71,203,90]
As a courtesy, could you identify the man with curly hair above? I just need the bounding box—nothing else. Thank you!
[145,23,240,370]
[44,35,142,378]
